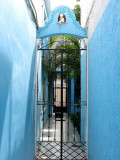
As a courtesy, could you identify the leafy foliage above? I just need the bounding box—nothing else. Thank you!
[45,5,81,79]
[45,35,80,79]
[73,4,81,23]
[69,113,80,134]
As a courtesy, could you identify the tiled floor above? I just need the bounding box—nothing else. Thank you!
[41,113,78,142]
[36,113,87,160]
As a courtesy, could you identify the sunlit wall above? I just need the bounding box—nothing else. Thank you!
[0,0,36,160]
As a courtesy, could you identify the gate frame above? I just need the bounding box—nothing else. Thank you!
[35,48,87,160]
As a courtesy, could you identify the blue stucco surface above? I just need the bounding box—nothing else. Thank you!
[88,0,120,159]
[49,78,53,115]
[81,51,86,145]
[37,42,51,140]
[0,0,36,160]
[70,78,74,113]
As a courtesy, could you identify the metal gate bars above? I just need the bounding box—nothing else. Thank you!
[36,49,87,160]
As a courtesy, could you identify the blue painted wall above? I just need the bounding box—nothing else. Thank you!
[44,71,49,123]
[88,0,120,159]
[81,51,86,145]
[71,78,74,113]
[70,78,80,114]
[50,78,53,115]
[37,39,51,140]
[0,0,36,160]
[68,79,71,113]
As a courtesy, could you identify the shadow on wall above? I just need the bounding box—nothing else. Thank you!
[9,47,36,160]
[24,47,36,159]
[0,53,12,147]
[0,48,36,160]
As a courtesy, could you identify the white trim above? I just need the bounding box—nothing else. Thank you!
[80,40,88,156]
[86,47,88,157]
[88,0,110,40]
[35,40,38,156]
[80,0,110,41]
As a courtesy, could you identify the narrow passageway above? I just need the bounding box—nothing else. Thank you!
[1,1,119,160]
[36,47,87,159]
[41,113,78,142]
[36,113,87,160]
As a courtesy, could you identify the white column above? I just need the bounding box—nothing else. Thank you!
[86,43,88,157]
[35,39,38,156]
[35,38,42,156]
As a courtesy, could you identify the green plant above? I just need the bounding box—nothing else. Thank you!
[73,4,81,23]
[69,113,80,134]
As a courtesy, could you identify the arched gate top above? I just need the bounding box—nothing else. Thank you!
[37,5,88,39]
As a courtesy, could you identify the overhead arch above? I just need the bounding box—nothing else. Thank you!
[37,5,87,39]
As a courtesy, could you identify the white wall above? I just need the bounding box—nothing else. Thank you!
[80,0,110,40]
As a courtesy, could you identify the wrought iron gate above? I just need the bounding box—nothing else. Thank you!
[36,49,87,160]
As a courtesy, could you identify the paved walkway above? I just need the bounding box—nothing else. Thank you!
[37,113,87,160]
[41,113,78,142]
